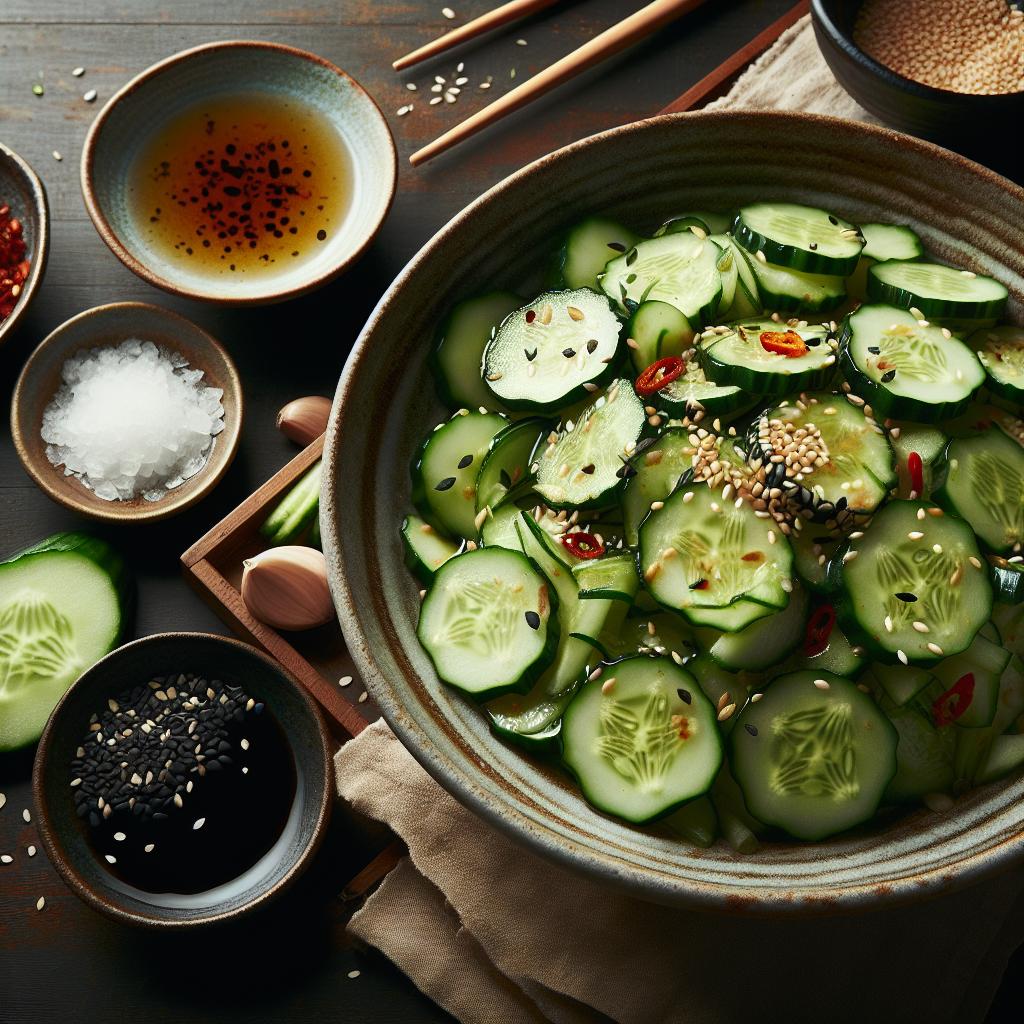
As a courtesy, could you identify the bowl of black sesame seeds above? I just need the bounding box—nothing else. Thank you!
[32,631,332,927]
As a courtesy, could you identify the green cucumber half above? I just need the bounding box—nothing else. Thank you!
[867,260,1008,321]
[970,325,1024,407]
[559,217,640,290]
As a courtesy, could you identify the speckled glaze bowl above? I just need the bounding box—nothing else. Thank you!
[0,142,49,348]
[33,632,333,928]
[81,41,396,305]
[323,111,1024,913]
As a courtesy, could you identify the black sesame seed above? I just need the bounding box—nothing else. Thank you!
[524,348,537,361]
[615,463,638,480]
[434,476,457,492]
[881,369,897,383]
[562,347,576,358]
[607,241,627,252]
[626,248,638,266]
[457,454,474,469]
[745,723,759,737]
[586,339,599,354]
[828,215,838,225]
[809,242,818,250]
[688,578,706,590]
[677,688,692,704]
[867,346,881,354]
[895,592,918,602]
[581,463,596,475]
[524,610,541,630]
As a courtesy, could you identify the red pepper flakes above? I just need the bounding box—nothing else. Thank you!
[933,673,975,727]
[560,532,604,560]
[0,203,30,324]
[635,356,685,396]
[760,330,808,358]
[907,451,924,495]
[803,604,836,657]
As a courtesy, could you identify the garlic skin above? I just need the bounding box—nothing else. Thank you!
[241,546,335,631]
[276,396,332,446]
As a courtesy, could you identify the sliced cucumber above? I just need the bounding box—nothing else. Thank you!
[977,733,1024,784]
[561,655,723,823]
[475,417,548,514]
[705,583,808,672]
[733,202,863,277]
[712,235,738,315]
[882,702,955,802]
[559,217,639,290]
[748,258,846,314]
[867,260,1009,321]
[401,514,460,583]
[432,291,521,411]
[992,603,1024,658]
[888,420,947,498]
[638,484,793,624]
[955,656,1024,785]
[480,500,524,549]
[656,211,733,237]
[625,300,695,374]
[711,763,765,853]
[790,527,841,592]
[483,289,622,412]
[792,623,864,678]
[720,240,762,320]
[930,631,1010,729]
[934,428,1024,555]
[600,233,723,325]
[661,796,718,848]
[700,319,835,398]
[0,533,131,751]
[841,304,985,422]
[833,499,992,666]
[534,380,645,509]
[604,611,698,662]
[860,223,924,264]
[687,655,748,736]
[418,547,558,699]
[870,661,935,708]
[620,429,693,547]
[656,358,748,419]
[412,410,507,539]
[731,670,898,840]
[573,554,638,603]
[970,326,1024,407]
[261,461,323,546]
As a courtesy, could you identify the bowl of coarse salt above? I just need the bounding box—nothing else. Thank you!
[11,302,242,523]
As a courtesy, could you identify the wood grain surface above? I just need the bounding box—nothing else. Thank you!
[1,2,1019,1022]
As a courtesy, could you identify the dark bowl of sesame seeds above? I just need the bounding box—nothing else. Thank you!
[32,631,332,928]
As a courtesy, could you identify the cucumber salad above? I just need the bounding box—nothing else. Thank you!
[402,202,1024,848]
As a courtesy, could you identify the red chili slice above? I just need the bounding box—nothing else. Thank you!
[561,532,605,560]
[759,329,808,358]
[635,356,686,396]
[803,603,836,657]
[907,451,924,496]
[933,672,975,727]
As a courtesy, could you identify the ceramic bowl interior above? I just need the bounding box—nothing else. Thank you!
[82,40,396,304]
[33,633,332,928]
[323,110,1024,913]
[0,142,49,347]
[10,301,243,523]
[811,0,1024,163]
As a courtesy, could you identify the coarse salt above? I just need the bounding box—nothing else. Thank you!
[41,339,225,502]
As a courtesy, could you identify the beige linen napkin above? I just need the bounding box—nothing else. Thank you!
[337,18,1024,1023]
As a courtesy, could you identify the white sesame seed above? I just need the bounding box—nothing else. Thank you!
[27,845,36,857]
[1,855,12,864]
[144,843,155,853]
[72,67,85,77]
[927,642,944,656]
[193,817,206,831]
[36,897,45,911]
[897,649,909,665]
[912,621,930,633]
[83,89,97,102]
[348,970,362,979]
[429,96,443,105]
[104,854,116,864]
[113,832,126,842]
[908,531,924,540]
[0,793,5,810]
[751,692,764,703]
[22,809,30,823]
[52,150,62,161]
[441,6,456,19]
[406,82,417,91]
[884,615,894,632]
[813,678,830,690]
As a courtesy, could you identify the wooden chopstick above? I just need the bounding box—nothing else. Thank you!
[394,0,562,71]
[410,0,709,166]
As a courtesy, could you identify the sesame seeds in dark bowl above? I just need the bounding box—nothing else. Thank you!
[32,632,332,928]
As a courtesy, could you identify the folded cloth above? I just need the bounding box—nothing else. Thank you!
[339,18,1024,1023]
[339,722,1024,1024]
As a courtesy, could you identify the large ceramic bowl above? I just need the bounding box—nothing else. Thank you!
[322,111,1024,912]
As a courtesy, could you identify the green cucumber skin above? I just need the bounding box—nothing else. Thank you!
[866,261,1009,321]
[400,516,459,585]
[261,461,323,545]
[700,344,837,400]
[731,211,862,278]
[984,374,1024,409]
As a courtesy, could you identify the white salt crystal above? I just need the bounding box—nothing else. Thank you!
[41,339,225,502]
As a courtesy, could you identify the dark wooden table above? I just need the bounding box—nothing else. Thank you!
[1,2,1020,1022]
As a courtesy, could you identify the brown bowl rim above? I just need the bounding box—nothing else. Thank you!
[32,631,334,929]
[0,141,51,348]
[79,39,398,306]
[10,300,244,523]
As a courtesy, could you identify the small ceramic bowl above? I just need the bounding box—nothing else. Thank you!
[33,632,333,928]
[81,40,396,305]
[10,302,243,523]
[811,0,1024,167]
[0,142,49,348]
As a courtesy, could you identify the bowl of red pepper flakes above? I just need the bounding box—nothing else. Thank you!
[0,142,49,348]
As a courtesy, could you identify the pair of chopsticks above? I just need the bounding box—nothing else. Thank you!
[400,0,710,166]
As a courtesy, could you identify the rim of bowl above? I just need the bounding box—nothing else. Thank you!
[32,632,334,929]
[80,39,398,306]
[810,0,1024,103]
[10,300,244,523]
[323,108,1024,914]
[0,142,51,348]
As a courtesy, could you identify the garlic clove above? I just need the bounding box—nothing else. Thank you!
[241,546,335,631]
[276,396,332,447]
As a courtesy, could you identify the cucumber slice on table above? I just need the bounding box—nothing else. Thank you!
[600,233,723,325]
[841,304,985,422]
[261,460,323,545]
[559,217,639,290]
[831,499,993,666]
[534,380,645,509]
[638,484,794,629]
[733,202,864,277]
[561,655,723,823]
[730,670,898,840]
[867,260,1009,321]
[860,223,924,264]
[934,428,1024,555]
[401,514,460,583]
[432,291,521,411]
[483,289,622,412]
[412,409,507,539]
[417,546,558,699]
[970,325,1024,407]
[625,300,696,374]
[0,533,131,751]
[699,318,836,398]
[475,417,549,514]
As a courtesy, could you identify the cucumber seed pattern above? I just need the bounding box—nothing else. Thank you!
[0,591,80,693]
[873,323,948,382]
[769,702,859,800]
[969,452,1024,549]
[434,579,524,659]
[876,546,962,632]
